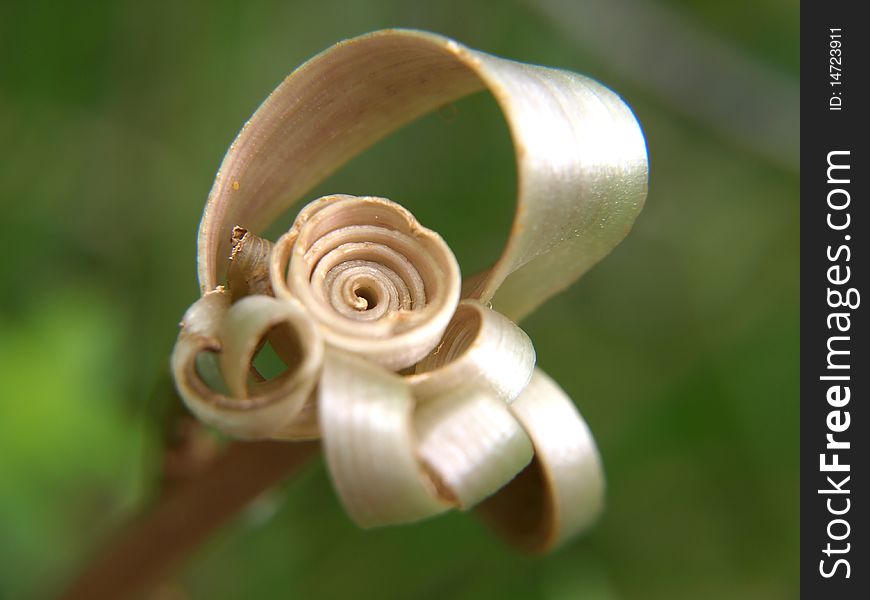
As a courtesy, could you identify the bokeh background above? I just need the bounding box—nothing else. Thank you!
[0,0,798,598]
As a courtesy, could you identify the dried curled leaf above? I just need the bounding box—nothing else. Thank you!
[171,28,647,552]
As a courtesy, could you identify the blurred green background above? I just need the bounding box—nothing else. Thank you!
[0,0,797,598]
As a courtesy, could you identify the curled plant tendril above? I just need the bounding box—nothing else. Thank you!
[171,29,647,552]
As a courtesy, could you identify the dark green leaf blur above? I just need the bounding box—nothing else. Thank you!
[0,0,797,598]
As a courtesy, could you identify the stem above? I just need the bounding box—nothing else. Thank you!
[62,440,319,599]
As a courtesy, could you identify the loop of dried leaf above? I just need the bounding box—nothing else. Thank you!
[410,299,535,402]
[477,369,605,552]
[171,291,323,440]
[196,29,647,323]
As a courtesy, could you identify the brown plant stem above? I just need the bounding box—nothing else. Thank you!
[63,440,319,600]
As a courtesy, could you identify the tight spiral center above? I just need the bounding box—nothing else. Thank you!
[269,194,461,370]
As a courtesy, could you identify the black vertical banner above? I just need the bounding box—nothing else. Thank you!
[801,2,868,597]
